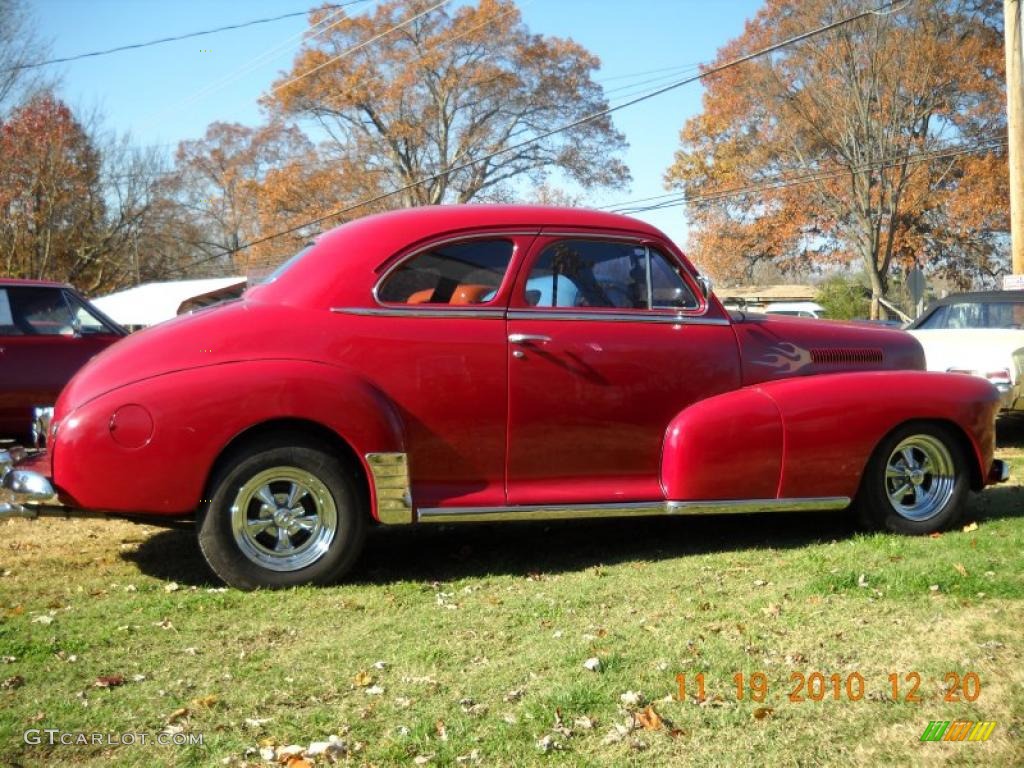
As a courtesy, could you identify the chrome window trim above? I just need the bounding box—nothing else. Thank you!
[331,307,729,324]
[365,452,413,525]
[417,496,849,523]
[333,307,505,319]
[506,310,730,326]
[522,232,713,319]
[371,230,538,309]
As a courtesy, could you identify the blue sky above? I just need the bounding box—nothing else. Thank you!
[29,0,762,247]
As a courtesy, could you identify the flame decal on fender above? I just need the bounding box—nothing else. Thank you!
[753,342,813,374]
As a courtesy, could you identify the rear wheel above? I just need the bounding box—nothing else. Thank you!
[854,422,970,534]
[198,440,366,589]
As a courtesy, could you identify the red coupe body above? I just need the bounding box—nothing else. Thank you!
[39,206,999,523]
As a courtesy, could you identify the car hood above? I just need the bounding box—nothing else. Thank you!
[56,300,327,416]
[731,312,925,385]
[907,328,1024,377]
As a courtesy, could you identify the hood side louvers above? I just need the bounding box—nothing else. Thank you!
[810,347,884,366]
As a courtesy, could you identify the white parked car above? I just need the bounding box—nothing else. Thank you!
[763,301,827,318]
[907,291,1024,414]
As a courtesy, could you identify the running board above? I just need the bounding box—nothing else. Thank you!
[416,497,850,524]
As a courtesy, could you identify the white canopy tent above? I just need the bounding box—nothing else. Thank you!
[91,277,246,329]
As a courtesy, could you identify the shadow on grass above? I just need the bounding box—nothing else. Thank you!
[123,482,1023,588]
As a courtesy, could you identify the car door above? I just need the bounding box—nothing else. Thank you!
[505,233,741,505]
[0,286,120,438]
[334,232,535,509]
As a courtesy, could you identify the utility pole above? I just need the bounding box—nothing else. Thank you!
[1007,0,1024,275]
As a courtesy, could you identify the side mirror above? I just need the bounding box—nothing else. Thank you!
[696,275,713,299]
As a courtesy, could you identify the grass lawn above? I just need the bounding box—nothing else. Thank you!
[2,420,1023,767]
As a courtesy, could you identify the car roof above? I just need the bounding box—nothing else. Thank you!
[930,290,1024,305]
[0,278,70,288]
[254,205,675,309]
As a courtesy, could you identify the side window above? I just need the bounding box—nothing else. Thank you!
[649,248,699,309]
[524,240,699,310]
[377,239,514,305]
[65,293,114,335]
[4,287,76,335]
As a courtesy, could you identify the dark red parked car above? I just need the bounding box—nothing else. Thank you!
[0,279,126,442]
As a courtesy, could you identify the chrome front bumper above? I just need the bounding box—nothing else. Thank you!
[0,448,61,519]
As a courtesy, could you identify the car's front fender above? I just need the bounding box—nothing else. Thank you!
[661,371,1000,502]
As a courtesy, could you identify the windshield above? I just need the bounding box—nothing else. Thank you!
[916,301,1024,330]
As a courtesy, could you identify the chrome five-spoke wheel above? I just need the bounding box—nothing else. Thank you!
[884,435,955,522]
[199,439,367,590]
[856,422,968,535]
[231,467,338,571]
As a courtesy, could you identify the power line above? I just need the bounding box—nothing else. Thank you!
[267,0,452,100]
[606,139,1008,214]
[3,1,372,73]
[134,3,357,132]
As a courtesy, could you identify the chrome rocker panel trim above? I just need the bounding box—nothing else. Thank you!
[416,497,850,524]
[365,452,413,525]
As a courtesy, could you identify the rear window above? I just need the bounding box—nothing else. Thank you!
[377,239,514,305]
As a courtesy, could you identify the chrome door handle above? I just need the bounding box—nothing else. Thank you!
[508,333,551,345]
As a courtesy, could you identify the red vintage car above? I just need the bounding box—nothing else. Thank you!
[0,279,126,443]
[0,206,1009,589]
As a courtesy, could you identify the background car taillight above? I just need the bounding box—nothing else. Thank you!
[984,368,1012,385]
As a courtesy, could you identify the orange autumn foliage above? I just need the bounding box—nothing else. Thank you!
[665,0,1008,316]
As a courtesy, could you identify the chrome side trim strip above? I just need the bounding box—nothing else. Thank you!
[417,497,849,523]
[665,497,850,515]
[418,502,665,523]
[333,307,505,319]
[365,452,413,524]
[506,310,730,326]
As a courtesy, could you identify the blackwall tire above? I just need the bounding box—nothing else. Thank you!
[854,421,970,535]
[197,441,366,590]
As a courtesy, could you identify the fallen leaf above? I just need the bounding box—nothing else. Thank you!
[536,735,560,752]
[413,754,433,765]
[353,670,373,687]
[857,574,869,588]
[435,718,447,741]
[953,563,968,577]
[94,675,125,688]
[191,694,218,708]
[753,707,774,720]
[284,758,312,768]
[164,582,180,593]
[2,675,25,689]
[166,707,189,724]
[928,532,942,539]
[619,690,644,707]
[31,615,54,625]
[962,522,978,533]
[634,705,663,731]
[574,715,596,730]
[503,688,525,702]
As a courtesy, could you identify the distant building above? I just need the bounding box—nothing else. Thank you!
[715,284,818,311]
[91,277,247,331]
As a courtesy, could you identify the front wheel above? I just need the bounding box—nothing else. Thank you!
[854,422,970,535]
[198,440,366,589]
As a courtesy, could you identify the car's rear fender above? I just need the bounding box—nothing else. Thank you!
[661,371,999,502]
[51,360,405,518]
